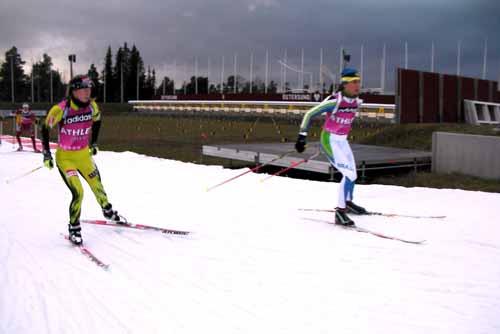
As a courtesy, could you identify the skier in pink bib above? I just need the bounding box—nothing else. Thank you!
[295,68,367,226]
[42,75,123,245]
[14,103,39,152]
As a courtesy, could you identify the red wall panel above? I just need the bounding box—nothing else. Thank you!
[423,72,439,122]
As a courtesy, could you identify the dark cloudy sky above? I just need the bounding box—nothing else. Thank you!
[1,0,499,91]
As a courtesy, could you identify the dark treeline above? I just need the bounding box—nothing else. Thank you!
[0,47,65,103]
[0,43,157,103]
[95,43,156,102]
[0,43,285,104]
[177,75,279,95]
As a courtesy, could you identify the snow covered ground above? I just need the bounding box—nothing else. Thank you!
[1,140,500,334]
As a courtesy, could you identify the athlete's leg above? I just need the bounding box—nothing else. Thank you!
[328,137,357,209]
[16,130,22,150]
[30,125,38,151]
[56,156,84,225]
[320,131,358,224]
[76,151,110,209]
[77,152,123,220]
[338,140,357,202]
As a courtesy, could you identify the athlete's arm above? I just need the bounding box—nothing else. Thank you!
[90,101,101,146]
[41,104,63,152]
[298,96,337,135]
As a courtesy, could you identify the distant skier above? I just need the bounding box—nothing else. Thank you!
[41,74,123,245]
[295,68,367,226]
[14,103,39,152]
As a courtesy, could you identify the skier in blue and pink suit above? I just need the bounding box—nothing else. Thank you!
[295,68,368,226]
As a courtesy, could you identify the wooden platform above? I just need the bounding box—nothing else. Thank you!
[202,142,432,177]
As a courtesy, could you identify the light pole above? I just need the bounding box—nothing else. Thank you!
[207,57,211,93]
[249,52,254,94]
[300,48,304,90]
[68,54,76,80]
[319,48,324,93]
[360,45,364,88]
[431,42,435,73]
[220,55,225,94]
[482,39,488,80]
[195,57,198,95]
[339,45,344,73]
[381,44,386,94]
[233,53,238,94]
[173,59,177,95]
[265,50,269,94]
[404,41,408,69]
[283,49,288,92]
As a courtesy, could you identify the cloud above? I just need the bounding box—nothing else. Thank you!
[0,0,498,89]
[248,0,279,12]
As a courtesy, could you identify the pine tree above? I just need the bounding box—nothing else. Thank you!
[150,69,156,98]
[103,46,113,102]
[268,80,278,94]
[159,77,175,96]
[0,47,28,102]
[128,45,144,100]
[28,54,65,103]
[113,47,125,102]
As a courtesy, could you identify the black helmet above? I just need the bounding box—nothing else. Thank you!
[68,75,93,94]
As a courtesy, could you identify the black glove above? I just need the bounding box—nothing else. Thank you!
[295,134,307,153]
[43,150,53,169]
[90,144,98,156]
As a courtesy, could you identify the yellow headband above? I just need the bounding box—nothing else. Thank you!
[341,76,361,83]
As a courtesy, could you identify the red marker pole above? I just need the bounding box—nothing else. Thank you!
[260,151,320,183]
[206,150,295,192]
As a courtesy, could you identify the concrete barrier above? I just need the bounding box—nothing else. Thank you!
[432,132,500,180]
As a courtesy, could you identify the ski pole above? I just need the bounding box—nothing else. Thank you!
[5,165,43,184]
[260,150,320,183]
[206,149,296,192]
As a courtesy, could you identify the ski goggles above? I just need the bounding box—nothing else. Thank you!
[70,76,93,90]
[341,75,361,83]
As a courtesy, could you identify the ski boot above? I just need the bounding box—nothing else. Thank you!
[103,204,125,224]
[346,201,368,215]
[68,222,83,245]
[335,208,355,226]
[16,145,23,152]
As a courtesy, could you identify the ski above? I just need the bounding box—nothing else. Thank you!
[298,208,446,219]
[62,234,109,270]
[81,219,190,236]
[302,218,426,245]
